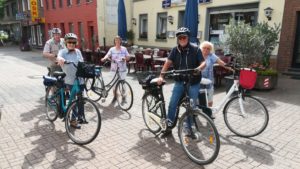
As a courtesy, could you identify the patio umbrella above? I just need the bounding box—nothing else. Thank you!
[118,0,127,42]
[183,0,199,45]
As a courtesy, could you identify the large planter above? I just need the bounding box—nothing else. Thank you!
[254,75,278,90]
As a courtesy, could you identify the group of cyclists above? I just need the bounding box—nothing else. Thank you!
[42,26,229,140]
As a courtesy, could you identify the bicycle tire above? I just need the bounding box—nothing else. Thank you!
[45,86,58,122]
[142,93,162,134]
[223,95,269,137]
[85,77,103,102]
[178,110,220,165]
[115,80,133,111]
[65,98,101,145]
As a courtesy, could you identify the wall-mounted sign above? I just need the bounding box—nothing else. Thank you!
[30,0,39,22]
[199,0,211,3]
[162,0,171,8]
[16,12,27,20]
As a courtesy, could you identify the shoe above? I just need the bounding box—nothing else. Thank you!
[110,97,117,105]
[70,120,81,129]
[161,128,172,137]
[78,118,88,124]
[120,97,127,105]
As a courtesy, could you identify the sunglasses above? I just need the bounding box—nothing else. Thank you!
[67,41,77,45]
[178,36,187,40]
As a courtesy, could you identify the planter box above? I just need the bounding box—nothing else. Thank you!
[254,75,278,90]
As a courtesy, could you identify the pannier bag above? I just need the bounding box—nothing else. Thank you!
[76,62,96,78]
[43,75,57,86]
[239,68,257,89]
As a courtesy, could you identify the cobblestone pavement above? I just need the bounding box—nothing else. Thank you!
[0,46,300,169]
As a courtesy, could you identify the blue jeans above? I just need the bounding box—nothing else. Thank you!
[167,81,200,126]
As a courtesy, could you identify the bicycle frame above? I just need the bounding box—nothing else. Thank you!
[58,79,81,113]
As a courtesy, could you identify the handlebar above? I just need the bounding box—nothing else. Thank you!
[161,68,197,76]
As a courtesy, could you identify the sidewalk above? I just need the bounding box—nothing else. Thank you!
[0,46,300,169]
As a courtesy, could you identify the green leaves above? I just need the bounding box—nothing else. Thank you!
[223,20,280,68]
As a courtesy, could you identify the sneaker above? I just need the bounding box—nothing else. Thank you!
[70,120,81,129]
[78,118,88,124]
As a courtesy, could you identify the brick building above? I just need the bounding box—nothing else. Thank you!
[43,0,98,51]
[278,0,300,72]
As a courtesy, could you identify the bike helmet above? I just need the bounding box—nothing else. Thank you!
[176,27,190,37]
[51,28,62,34]
[64,33,78,41]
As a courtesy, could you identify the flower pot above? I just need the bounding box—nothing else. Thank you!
[254,75,278,90]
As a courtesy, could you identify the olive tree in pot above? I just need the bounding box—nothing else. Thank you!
[223,20,281,90]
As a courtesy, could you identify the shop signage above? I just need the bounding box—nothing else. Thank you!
[162,0,171,8]
[16,12,28,20]
[30,0,39,22]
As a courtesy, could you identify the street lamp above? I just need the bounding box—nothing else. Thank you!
[264,7,273,21]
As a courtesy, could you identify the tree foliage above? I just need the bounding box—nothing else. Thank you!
[223,20,281,68]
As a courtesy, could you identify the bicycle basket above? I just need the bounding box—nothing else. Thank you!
[239,68,257,89]
[136,71,159,89]
[76,62,96,78]
[43,75,57,86]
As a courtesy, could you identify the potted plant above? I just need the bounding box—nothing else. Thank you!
[223,20,281,90]
[126,29,135,46]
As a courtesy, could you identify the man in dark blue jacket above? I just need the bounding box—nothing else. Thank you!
[157,27,206,136]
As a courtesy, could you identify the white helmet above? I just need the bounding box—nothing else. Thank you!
[51,28,62,34]
[64,33,78,41]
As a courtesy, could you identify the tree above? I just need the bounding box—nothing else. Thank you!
[0,0,5,19]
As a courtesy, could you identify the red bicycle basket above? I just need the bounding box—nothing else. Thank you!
[239,68,257,89]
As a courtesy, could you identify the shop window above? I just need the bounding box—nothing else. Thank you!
[5,6,9,17]
[11,2,17,16]
[156,12,167,40]
[31,26,36,45]
[37,25,43,46]
[139,14,148,39]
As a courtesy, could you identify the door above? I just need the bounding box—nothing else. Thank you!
[292,12,300,68]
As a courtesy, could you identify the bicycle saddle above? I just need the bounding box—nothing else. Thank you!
[200,78,212,85]
[52,71,66,79]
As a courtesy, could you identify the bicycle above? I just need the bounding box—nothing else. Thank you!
[139,69,220,165]
[43,61,101,145]
[198,62,269,138]
[85,60,134,111]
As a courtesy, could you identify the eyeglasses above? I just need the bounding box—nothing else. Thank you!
[178,36,187,40]
[67,41,77,45]
[203,47,211,50]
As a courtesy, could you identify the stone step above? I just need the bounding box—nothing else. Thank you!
[282,70,300,80]
[287,68,300,72]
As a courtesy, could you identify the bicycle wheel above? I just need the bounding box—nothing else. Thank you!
[115,80,133,111]
[85,77,103,102]
[45,86,58,122]
[65,98,101,145]
[178,110,220,165]
[142,93,162,134]
[224,95,269,137]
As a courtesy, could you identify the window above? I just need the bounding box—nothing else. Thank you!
[60,23,65,35]
[78,22,84,47]
[22,0,26,11]
[86,0,92,3]
[37,25,43,46]
[139,14,148,39]
[5,5,9,17]
[40,0,44,7]
[178,10,185,28]
[52,0,56,9]
[67,0,72,6]
[77,0,81,5]
[45,0,49,10]
[59,0,63,8]
[27,0,30,10]
[31,26,36,45]
[69,22,74,33]
[156,12,167,40]
[11,3,17,16]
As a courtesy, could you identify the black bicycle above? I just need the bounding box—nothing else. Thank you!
[85,60,133,111]
[139,69,220,165]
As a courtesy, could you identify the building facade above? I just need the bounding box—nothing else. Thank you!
[44,0,98,51]
[277,0,300,71]
[16,0,46,49]
[0,0,21,43]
